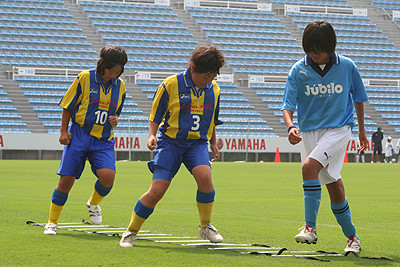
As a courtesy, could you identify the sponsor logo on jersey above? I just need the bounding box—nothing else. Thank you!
[180,93,190,99]
[90,88,98,94]
[304,83,343,97]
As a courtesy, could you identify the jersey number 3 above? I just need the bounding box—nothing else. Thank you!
[191,115,200,131]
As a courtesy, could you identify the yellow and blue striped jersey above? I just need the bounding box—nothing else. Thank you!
[149,69,222,141]
[59,69,126,141]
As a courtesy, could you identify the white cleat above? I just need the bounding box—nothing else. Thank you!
[44,222,57,235]
[345,235,361,252]
[199,224,224,243]
[295,225,318,244]
[86,200,102,224]
[119,231,137,247]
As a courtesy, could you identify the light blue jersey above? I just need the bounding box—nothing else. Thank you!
[282,53,368,132]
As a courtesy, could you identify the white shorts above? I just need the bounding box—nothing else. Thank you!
[300,125,351,185]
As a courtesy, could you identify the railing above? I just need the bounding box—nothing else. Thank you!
[248,74,400,88]
[76,0,170,5]
[12,67,84,79]
[134,71,234,84]
[284,4,367,16]
[184,0,271,11]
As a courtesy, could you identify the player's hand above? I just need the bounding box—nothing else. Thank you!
[108,114,119,127]
[59,131,71,145]
[147,135,157,151]
[358,130,368,151]
[210,143,219,162]
[288,127,302,145]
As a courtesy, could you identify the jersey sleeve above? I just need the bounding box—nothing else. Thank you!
[214,95,223,126]
[115,80,126,116]
[281,69,298,112]
[59,74,83,112]
[350,63,368,103]
[149,83,169,124]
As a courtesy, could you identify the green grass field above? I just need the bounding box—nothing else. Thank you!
[1,160,399,266]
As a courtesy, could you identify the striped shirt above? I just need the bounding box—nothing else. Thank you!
[149,69,222,141]
[59,69,126,141]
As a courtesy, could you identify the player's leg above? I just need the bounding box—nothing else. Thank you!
[295,157,322,244]
[296,126,350,244]
[377,145,382,163]
[120,139,181,247]
[86,137,116,224]
[192,164,223,243]
[45,131,87,235]
[184,140,223,243]
[193,165,215,228]
[326,179,360,252]
[44,175,75,235]
[85,168,115,224]
[120,174,170,247]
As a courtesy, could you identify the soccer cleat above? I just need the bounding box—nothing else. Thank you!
[295,225,318,244]
[86,200,102,224]
[119,231,137,247]
[199,224,224,243]
[44,222,57,235]
[345,235,361,252]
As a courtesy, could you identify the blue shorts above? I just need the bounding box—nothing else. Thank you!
[148,136,211,181]
[57,123,116,179]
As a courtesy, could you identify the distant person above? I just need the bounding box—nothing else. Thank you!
[384,136,394,163]
[119,46,225,247]
[282,21,368,252]
[395,138,400,162]
[355,138,365,163]
[371,127,383,163]
[43,45,128,235]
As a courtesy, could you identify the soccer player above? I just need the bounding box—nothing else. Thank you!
[281,21,368,252]
[119,46,225,247]
[43,45,128,235]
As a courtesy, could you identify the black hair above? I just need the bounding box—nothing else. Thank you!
[187,46,225,75]
[302,21,337,56]
[96,45,128,78]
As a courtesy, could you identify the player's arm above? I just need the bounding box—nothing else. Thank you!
[209,126,219,162]
[147,121,159,151]
[354,101,367,151]
[109,89,125,127]
[59,108,72,145]
[282,109,302,145]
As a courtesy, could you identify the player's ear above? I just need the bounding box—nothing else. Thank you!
[191,64,195,71]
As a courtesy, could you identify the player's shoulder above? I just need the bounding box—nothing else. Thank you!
[78,69,91,78]
[162,74,179,87]
[288,56,307,76]
[118,77,126,86]
[211,80,220,89]
[338,54,357,67]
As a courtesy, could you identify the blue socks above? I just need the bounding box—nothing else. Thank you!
[303,179,321,229]
[331,198,356,238]
[51,189,68,206]
[94,180,112,197]
[134,199,154,219]
[196,190,215,203]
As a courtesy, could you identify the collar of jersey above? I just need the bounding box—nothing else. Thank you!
[304,52,340,66]
[183,68,211,90]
